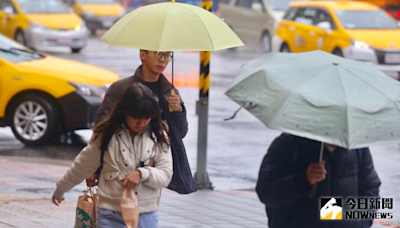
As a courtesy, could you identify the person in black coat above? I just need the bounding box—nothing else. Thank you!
[86,50,196,194]
[256,133,381,228]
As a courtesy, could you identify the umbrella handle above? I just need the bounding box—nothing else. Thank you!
[309,184,318,199]
[224,102,256,121]
[168,89,175,113]
[171,52,174,89]
[309,142,325,199]
[224,106,243,121]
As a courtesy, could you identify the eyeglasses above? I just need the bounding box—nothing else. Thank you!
[154,52,173,62]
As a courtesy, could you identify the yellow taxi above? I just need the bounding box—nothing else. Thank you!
[0,33,119,145]
[273,1,400,79]
[63,0,125,34]
[0,0,88,53]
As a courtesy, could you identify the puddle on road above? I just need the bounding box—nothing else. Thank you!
[0,132,87,161]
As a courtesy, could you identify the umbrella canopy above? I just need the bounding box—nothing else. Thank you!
[101,1,244,51]
[225,50,400,150]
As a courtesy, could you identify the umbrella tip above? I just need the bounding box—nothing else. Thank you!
[333,62,339,65]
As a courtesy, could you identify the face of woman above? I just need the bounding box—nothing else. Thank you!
[125,116,152,133]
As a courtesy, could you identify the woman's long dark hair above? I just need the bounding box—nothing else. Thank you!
[92,83,170,153]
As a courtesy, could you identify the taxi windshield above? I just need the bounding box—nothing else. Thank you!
[336,10,399,29]
[0,34,44,63]
[78,0,117,3]
[267,0,304,11]
[17,0,70,14]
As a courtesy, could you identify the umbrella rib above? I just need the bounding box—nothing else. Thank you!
[109,6,153,48]
[341,64,400,112]
[180,4,215,51]
[158,5,172,51]
[337,66,351,149]
[341,66,400,145]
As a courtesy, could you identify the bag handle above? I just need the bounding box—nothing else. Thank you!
[81,187,94,201]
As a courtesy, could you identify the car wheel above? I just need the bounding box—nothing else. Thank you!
[71,48,82,53]
[261,32,271,53]
[333,48,343,57]
[10,94,60,145]
[15,30,27,46]
[280,43,290,53]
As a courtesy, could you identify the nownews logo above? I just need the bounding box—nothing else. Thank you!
[345,198,394,220]
[320,198,342,220]
[320,197,394,221]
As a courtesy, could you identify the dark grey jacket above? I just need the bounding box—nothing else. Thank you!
[95,66,196,194]
[256,134,381,228]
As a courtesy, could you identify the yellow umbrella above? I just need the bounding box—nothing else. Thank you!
[101,0,244,51]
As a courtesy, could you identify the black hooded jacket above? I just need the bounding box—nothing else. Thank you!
[256,134,381,228]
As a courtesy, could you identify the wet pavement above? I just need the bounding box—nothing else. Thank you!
[0,36,399,227]
[0,157,394,228]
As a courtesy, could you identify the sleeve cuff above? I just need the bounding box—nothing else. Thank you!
[171,105,185,114]
[53,188,65,200]
[137,167,150,182]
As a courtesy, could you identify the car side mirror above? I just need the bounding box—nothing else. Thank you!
[3,7,14,18]
[251,3,263,14]
[317,21,332,35]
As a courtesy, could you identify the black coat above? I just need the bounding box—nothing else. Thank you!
[96,66,196,194]
[256,134,381,228]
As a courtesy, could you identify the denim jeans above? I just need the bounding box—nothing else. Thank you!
[97,208,159,228]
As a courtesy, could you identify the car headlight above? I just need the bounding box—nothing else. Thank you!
[69,82,106,97]
[30,22,47,30]
[75,22,87,31]
[350,39,370,49]
[82,11,96,19]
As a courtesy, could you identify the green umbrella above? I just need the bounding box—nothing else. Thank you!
[226,50,400,150]
[225,50,400,196]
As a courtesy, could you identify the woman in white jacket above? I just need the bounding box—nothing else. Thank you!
[52,83,173,228]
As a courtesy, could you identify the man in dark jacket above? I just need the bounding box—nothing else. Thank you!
[256,133,381,228]
[86,50,196,194]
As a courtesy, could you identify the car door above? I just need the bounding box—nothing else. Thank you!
[232,0,267,45]
[0,0,9,35]
[0,0,17,38]
[294,7,318,52]
[227,0,253,44]
[277,7,302,52]
[313,8,341,53]
[289,7,312,52]
[219,0,240,38]
[251,0,274,46]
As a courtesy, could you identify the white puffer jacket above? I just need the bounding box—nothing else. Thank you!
[53,125,173,213]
